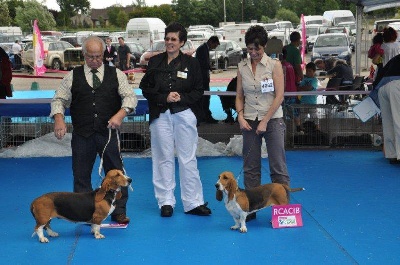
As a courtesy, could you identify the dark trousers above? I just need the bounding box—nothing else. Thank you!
[202,80,213,119]
[242,118,290,189]
[13,54,21,70]
[71,131,128,215]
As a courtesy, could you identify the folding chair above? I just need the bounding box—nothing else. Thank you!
[325,78,343,105]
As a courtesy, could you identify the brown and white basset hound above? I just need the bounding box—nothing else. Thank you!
[30,169,132,243]
[215,171,304,233]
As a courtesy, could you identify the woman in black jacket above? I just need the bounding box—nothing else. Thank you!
[140,22,211,218]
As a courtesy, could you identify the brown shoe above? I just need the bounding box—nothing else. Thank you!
[111,213,130,224]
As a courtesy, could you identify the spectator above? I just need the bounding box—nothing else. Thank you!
[236,25,290,222]
[0,46,13,98]
[50,36,138,224]
[297,62,319,128]
[281,46,301,132]
[117,37,131,71]
[104,37,117,66]
[374,54,400,164]
[195,36,220,124]
[139,22,211,218]
[285,31,303,83]
[381,27,400,67]
[219,76,237,123]
[11,40,22,70]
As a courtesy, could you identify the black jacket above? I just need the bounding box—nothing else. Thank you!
[140,51,204,124]
[103,45,117,65]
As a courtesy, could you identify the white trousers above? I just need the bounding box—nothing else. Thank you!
[378,80,400,159]
[150,109,205,212]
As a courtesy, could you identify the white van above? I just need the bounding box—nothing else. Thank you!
[126,18,166,50]
[303,15,325,26]
[222,23,254,49]
[0,26,22,35]
[323,10,355,26]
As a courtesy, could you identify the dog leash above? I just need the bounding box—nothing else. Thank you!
[98,128,133,191]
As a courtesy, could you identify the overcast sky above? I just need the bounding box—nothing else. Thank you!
[44,0,173,11]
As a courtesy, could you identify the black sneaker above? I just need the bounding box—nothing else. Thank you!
[185,203,211,216]
[161,205,173,217]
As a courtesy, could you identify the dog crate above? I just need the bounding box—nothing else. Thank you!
[0,115,149,152]
[284,104,382,149]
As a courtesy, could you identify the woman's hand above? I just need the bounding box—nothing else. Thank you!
[167,92,181,103]
[256,119,268,135]
[238,115,252,131]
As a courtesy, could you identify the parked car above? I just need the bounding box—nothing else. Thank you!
[113,41,146,68]
[209,40,243,70]
[59,36,81,47]
[311,33,352,66]
[302,24,323,51]
[139,40,196,68]
[323,26,355,52]
[22,40,83,70]
[0,42,16,69]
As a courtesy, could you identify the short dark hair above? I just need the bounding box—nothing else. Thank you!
[306,62,316,71]
[290,31,301,42]
[383,27,397,43]
[245,25,268,47]
[208,36,220,45]
[165,22,187,44]
[118,37,124,41]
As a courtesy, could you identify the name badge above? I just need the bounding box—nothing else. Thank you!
[261,79,274,93]
[177,71,188,79]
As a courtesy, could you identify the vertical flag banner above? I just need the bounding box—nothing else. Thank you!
[33,20,46,76]
[300,14,306,69]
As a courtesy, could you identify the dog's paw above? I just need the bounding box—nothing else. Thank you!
[46,229,59,237]
[94,232,105,239]
[39,236,49,243]
[239,226,248,233]
[230,225,239,230]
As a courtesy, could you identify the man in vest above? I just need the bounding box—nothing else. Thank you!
[50,36,138,224]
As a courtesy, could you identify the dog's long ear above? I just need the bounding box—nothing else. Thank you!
[216,189,223,201]
[95,177,111,202]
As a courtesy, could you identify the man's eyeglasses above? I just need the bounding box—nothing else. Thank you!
[85,54,103,61]
[164,37,179,42]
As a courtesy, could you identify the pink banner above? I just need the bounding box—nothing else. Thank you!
[33,20,46,76]
[300,14,306,69]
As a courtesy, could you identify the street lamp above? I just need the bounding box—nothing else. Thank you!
[223,0,226,25]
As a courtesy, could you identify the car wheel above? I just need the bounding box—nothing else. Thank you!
[51,59,62,70]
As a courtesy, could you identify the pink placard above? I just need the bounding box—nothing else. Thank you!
[271,204,303,228]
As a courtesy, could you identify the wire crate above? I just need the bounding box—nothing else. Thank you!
[284,104,382,148]
[0,115,149,152]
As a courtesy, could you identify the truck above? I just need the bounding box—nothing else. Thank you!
[303,15,325,25]
[323,10,355,26]
[126,18,166,50]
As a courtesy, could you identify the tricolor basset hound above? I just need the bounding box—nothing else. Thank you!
[215,171,304,233]
[30,169,132,243]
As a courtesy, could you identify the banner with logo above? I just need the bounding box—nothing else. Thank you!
[271,204,303,228]
[33,19,46,76]
[300,14,306,69]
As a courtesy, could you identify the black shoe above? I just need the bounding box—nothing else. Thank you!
[246,212,256,222]
[161,205,173,217]
[224,116,234,123]
[389,158,400,164]
[205,117,219,124]
[111,213,130,224]
[185,203,211,216]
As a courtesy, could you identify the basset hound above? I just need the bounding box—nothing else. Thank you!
[215,171,304,233]
[30,169,132,243]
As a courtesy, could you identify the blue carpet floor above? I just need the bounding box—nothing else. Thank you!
[0,150,399,264]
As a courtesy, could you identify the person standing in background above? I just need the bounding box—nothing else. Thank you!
[285,31,303,83]
[50,36,137,224]
[104,37,117,66]
[117,37,131,71]
[195,36,220,124]
[381,27,400,67]
[11,40,22,70]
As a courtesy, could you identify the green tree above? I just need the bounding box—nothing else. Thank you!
[5,0,24,24]
[107,6,124,26]
[276,8,300,24]
[0,2,12,26]
[14,0,56,32]
[116,10,129,28]
[56,0,90,14]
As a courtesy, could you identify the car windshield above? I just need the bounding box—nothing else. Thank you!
[149,41,165,51]
[306,28,319,36]
[315,36,348,47]
[213,43,227,51]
